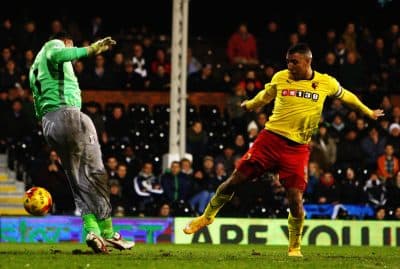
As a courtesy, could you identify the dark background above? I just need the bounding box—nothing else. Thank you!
[4,0,399,38]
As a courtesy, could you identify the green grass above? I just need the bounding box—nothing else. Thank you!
[0,243,398,269]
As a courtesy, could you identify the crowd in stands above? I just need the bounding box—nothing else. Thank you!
[0,15,399,220]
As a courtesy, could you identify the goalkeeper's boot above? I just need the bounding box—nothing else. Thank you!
[183,215,214,234]
[288,247,303,257]
[104,232,135,250]
[86,232,108,254]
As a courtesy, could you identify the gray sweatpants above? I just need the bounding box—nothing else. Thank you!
[42,107,111,219]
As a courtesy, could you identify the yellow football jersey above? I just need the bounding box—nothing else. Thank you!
[246,69,372,144]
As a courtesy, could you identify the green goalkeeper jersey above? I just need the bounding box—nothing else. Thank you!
[29,39,89,119]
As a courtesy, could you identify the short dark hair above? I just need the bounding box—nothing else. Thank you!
[49,30,71,41]
[287,43,312,58]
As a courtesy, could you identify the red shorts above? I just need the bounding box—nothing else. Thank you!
[237,129,310,191]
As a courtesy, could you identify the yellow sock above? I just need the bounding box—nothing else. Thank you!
[288,212,304,250]
[203,189,234,219]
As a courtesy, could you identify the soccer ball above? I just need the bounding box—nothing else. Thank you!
[23,187,52,216]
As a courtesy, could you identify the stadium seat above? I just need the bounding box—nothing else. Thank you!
[128,103,150,121]
[187,103,199,125]
[171,200,196,217]
[199,104,220,121]
[153,104,170,124]
[303,204,375,220]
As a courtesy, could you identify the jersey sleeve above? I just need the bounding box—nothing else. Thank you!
[325,74,374,118]
[325,74,343,97]
[338,88,374,118]
[245,82,277,110]
[46,40,88,63]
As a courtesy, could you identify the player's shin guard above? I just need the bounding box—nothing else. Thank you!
[203,187,234,219]
[98,217,114,239]
[83,213,102,237]
[288,212,304,251]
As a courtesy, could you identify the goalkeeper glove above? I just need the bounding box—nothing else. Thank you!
[88,37,116,56]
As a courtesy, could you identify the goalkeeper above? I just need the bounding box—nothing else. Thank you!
[183,43,384,257]
[29,31,134,253]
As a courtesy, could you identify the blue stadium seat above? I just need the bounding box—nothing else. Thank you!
[304,204,375,220]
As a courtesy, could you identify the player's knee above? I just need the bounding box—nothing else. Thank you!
[228,169,248,184]
[217,170,246,195]
[287,188,304,217]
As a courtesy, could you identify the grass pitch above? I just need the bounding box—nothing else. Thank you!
[0,243,398,269]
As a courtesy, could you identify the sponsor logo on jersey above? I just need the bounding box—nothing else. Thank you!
[282,89,319,101]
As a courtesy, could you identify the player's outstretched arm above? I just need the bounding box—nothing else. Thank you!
[241,83,276,112]
[47,37,116,63]
[339,89,384,120]
[87,37,117,56]
[370,109,385,120]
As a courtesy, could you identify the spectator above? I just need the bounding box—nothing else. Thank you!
[187,47,202,75]
[363,172,387,208]
[119,60,145,90]
[376,144,399,181]
[150,48,171,76]
[4,98,33,142]
[158,202,171,217]
[105,155,119,179]
[339,50,366,92]
[87,54,115,89]
[0,19,16,50]
[215,144,236,176]
[226,22,258,65]
[187,63,217,91]
[258,20,285,66]
[339,167,366,204]
[84,101,107,145]
[360,126,387,170]
[131,43,149,79]
[180,158,193,176]
[104,106,130,144]
[247,120,259,147]
[0,59,21,91]
[226,85,248,133]
[186,121,208,170]
[304,161,321,203]
[133,162,163,215]
[341,22,357,52]
[109,179,125,217]
[147,64,170,91]
[189,156,220,214]
[310,122,337,171]
[318,51,339,78]
[313,171,340,204]
[387,123,400,156]
[391,206,400,220]
[233,134,248,156]
[73,60,91,89]
[374,206,387,220]
[32,149,75,215]
[161,161,191,203]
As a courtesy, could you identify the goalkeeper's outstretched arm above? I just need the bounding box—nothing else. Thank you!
[47,37,117,63]
[87,37,117,56]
